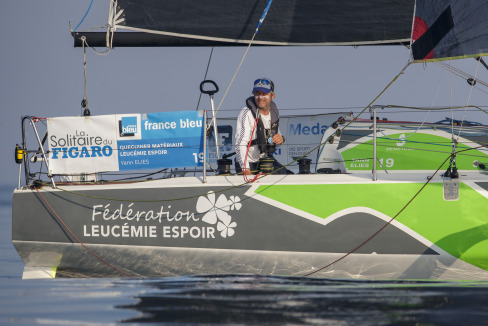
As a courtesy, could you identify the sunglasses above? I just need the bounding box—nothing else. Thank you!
[254,78,274,91]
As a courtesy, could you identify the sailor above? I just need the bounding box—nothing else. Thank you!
[234,78,290,175]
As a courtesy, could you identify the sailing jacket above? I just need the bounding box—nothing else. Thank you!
[235,96,281,169]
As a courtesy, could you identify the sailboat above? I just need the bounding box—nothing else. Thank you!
[12,0,488,279]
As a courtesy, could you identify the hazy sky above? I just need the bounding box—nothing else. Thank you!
[2,1,488,187]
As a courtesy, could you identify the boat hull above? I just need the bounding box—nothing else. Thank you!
[12,173,488,279]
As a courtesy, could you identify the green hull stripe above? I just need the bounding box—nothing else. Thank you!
[341,133,488,170]
[256,183,488,271]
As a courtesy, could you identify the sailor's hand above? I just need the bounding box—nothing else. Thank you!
[243,168,252,176]
[272,134,284,145]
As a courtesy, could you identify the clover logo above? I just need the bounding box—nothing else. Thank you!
[229,195,242,210]
[196,191,241,238]
[217,215,237,238]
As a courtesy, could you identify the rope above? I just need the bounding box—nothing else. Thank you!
[435,61,488,93]
[196,47,215,111]
[457,58,482,140]
[82,36,113,56]
[82,38,88,116]
[449,61,454,137]
[34,188,132,277]
[303,153,451,277]
[214,0,274,116]
[303,142,488,277]
[41,117,486,205]
[52,178,252,202]
[214,35,256,116]
[384,62,446,142]
[74,0,94,32]
[243,113,263,183]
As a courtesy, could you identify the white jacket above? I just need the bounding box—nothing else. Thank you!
[234,107,281,169]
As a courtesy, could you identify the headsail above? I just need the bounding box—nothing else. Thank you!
[412,0,488,62]
[73,0,415,47]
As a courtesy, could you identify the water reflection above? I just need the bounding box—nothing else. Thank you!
[116,275,488,325]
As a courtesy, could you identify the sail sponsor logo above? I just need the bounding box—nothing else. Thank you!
[83,191,241,240]
[49,129,114,159]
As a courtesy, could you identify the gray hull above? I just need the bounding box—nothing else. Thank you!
[12,174,488,279]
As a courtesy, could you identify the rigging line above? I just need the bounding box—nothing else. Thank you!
[52,177,251,202]
[377,60,446,142]
[302,141,488,278]
[312,61,413,164]
[82,38,88,116]
[217,106,488,114]
[34,188,133,277]
[337,134,466,156]
[215,34,256,116]
[449,61,455,137]
[214,0,273,116]
[100,169,169,182]
[457,58,482,140]
[303,154,451,277]
[435,61,488,89]
[75,25,109,33]
[85,42,113,56]
[355,62,412,122]
[80,35,113,56]
[387,104,488,117]
[342,139,485,157]
[44,130,484,204]
[243,114,262,183]
[343,133,460,150]
[376,88,439,141]
[74,0,94,32]
[438,62,474,80]
[443,70,488,95]
[196,47,215,111]
[421,61,446,125]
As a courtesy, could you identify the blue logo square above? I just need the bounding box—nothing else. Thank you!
[121,116,138,135]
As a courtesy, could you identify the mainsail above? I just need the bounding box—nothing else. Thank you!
[73,0,415,47]
[72,0,488,63]
[412,0,488,62]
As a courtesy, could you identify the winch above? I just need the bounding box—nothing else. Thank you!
[258,141,276,173]
[217,152,235,175]
[297,157,312,174]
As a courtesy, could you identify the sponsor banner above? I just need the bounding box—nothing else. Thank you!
[82,190,241,243]
[279,115,337,166]
[211,114,341,171]
[118,111,205,170]
[48,115,119,174]
[48,111,204,174]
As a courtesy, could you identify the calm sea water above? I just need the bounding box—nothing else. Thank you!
[3,184,488,325]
